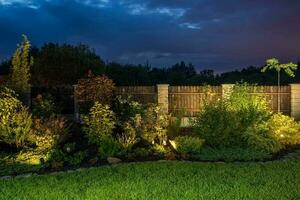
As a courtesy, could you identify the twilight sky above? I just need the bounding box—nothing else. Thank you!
[0,0,300,72]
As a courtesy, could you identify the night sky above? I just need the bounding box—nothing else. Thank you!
[0,0,300,72]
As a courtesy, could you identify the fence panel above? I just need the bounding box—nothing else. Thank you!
[249,86,291,115]
[168,86,222,117]
[115,86,157,104]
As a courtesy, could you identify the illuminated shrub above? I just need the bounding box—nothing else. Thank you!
[118,119,140,152]
[31,116,70,152]
[0,87,32,147]
[82,102,119,158]
[174,136,204,155]
[140,104,171,145]
[75,74,115,113]
[192,83,274,152]
[267,113,300,145]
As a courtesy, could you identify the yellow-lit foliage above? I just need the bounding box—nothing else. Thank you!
[267,113,300,145]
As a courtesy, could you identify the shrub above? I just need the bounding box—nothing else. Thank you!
[133,148,150,158]
[192,83,273,151]
[243,123,282,154]
[64,151,87,166]
[31,116,70,152]
[82,102,119,158]
[0,87,32,147]
[75,74,115,113]
[173,136,204,155]
[97,136,120,158]
[113,95,144,124]
[267,113,300,145]
[140,104,171,145]
[32,94,60,118]
[118,119,140,152]
[82,102,116,142]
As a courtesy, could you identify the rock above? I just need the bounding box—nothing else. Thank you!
[88,157,98,165]
[107,157,122,164]
[165,152,177,160]
[16,173,33,179]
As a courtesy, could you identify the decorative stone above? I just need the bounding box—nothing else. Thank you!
[88,157,98,165]
[107,157,122,164]
[16,173,33,178]
[165,152,177,161]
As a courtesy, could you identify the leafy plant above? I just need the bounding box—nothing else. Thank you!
[267,113,300,145]
[0,87,32,147]
[82,102,119,158]
[31,116,70,152]
[173,136,204,155]
[10,35,33,96]
[118,119,140,152]
[82,102,116,142]
[261,58,298,112]
[140,104,171,145]
[32,94,60,118]
[192,83,274,153]
[64,151,87,166]
[75,74,115,113]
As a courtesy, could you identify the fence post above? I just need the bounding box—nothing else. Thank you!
[73,84,80,122]
[290,84,300,120]
[157,84,169,113]
[221,84,234,100]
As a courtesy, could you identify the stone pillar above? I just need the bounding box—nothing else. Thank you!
[73,85,80,122]
[157,84,169,113]
[221,84,234,100]
[290,84,300,120]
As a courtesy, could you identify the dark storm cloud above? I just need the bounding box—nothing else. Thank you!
[0,0,299,72]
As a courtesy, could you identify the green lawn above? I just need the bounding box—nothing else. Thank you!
[1,155,300,200]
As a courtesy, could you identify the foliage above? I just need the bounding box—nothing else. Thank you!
[152,144,168,156]
[31,116,70,152]
[64,151,88,166]
[192,83,274,152]
[267,113,300,145]
[82,102,119,158]
[82,102,116,142]
[174,136,204,155]
[133,148,150,158]
[10,35,33,95]
[31,43,105,85]
[261,58,298,112]
[140,104,171,145]
[0,87,32,147]
[243,123,282,154]
[118,120,140,152]
[262,58,298,77]
[113,95,144,124]
[75,74,115,113]
[32,94,59,118]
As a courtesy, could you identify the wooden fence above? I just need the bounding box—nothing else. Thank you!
[115,85,291,117]
[169,86,222,116]
[115,86,157,104]
[30,84,296,120]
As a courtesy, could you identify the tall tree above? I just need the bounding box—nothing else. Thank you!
[10,35,33,94]
[261,58,298,112]
[31,43,105,85]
